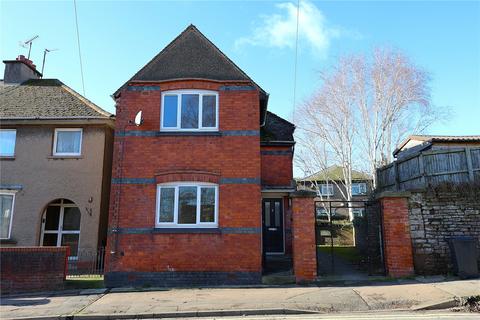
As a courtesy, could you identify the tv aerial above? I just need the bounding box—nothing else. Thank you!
[19,35,39,59]
[41,48,59,75]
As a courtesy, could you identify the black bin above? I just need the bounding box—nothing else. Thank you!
[448,236,479,279]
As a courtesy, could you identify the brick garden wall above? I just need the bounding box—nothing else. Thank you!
[291,193,317,283]
[380,196,415,277]
[408,184,480,275]
[0,247,68,294]
[105,80,263,286]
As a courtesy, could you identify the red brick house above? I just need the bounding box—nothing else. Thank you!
[105,25,316,287]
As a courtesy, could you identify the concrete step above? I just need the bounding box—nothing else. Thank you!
[262,272,295,285]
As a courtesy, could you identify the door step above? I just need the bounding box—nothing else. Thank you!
[262,272,295,285]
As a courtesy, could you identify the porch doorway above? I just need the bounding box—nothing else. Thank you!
[40,199,81,258]
[262,198,284,254]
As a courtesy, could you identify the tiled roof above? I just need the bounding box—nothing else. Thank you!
[0,79,113,120]
[299,165,372,182]
[261,111,295,143]
[115,25,266,96]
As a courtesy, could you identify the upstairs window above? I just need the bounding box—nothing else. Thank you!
[318,184,334,196]
[351,182,367,195]
[161,90,218,131]
[0,129,16,157]
[156,182,218,228]
[53,128,83,156]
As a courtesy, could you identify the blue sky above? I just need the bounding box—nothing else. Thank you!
[1,0,479,135]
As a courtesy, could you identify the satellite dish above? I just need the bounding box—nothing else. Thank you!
[134,110,143,126]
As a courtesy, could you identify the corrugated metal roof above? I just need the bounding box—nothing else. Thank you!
[394,135,480,156]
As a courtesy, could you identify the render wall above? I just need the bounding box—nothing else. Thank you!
[0,125,112,252]
[105,80,263,286]
[408,184,480,275]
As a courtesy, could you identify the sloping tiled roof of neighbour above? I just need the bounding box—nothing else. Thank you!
[299,165,372,182]
[114,24,266,96]
[393,135,480,156]
[0,79,113,120]
[260,111,295,143]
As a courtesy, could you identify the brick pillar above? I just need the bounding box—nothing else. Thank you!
[379,193,414,277]
[291,190,317,283]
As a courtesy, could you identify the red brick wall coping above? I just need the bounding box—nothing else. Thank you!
[375,191,411,199]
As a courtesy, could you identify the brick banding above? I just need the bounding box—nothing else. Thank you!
[115,130,258,137]
[219,85,256,91]
[126,85,160,91]
[260,150,293,155]
[108,227,261,235]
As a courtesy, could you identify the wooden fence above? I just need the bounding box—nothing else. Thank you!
[377,147,480,191]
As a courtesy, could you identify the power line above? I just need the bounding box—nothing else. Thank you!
[73,0,86,96]
[292,0,300,119]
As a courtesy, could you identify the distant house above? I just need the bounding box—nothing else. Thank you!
[0,55,114,268]
[297,165,372,219]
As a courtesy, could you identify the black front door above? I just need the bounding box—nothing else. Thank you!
[262,198,284,253]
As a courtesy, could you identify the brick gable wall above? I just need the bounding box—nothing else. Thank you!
[105,80,263,286]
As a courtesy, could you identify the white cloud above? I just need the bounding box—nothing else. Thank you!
[235,0,342,59]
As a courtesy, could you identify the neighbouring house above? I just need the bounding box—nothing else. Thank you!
[297,165,372,219]
[105,25,316,287]
[0,55,114,271]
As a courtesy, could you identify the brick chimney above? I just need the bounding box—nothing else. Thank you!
[3,55,42,84]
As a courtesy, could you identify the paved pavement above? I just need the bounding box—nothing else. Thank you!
[1,279,478,319]
[170,312,480,319]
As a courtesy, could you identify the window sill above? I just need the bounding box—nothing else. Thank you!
[0,156,15,160]
[152,227,221,234]
[47,155,83,160]
[0,238,17,244]
[157,131,221,136]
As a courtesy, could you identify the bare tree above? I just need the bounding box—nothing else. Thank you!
[296,58,358,219]
[296,47,442,190]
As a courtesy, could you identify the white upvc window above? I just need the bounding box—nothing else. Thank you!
[319,184,334,196]
[351,182,367,195]
[0,129,17,157]
[0,191,16,239]
[156,182,218,228]
[53,128,83,156]
[161,90,219,131]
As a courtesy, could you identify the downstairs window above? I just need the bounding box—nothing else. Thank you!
[156,183,218,228]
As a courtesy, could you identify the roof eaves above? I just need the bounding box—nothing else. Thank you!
[60,82,113,118]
